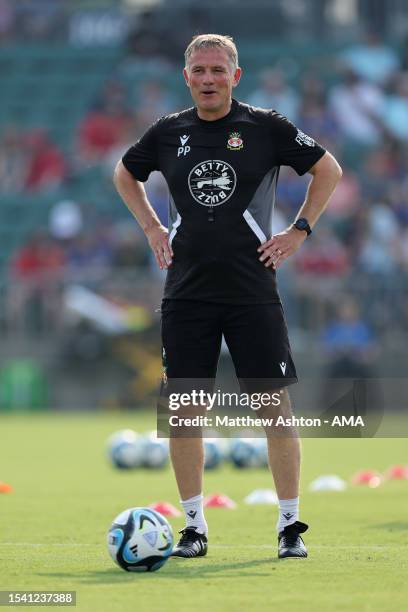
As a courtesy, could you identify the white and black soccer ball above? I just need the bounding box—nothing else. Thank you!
[204,438,224,470]
[252,437,269,468]
[141,431,169,469]
[107,507,173,572]
[106,429,143,470]
[229,437,259,468]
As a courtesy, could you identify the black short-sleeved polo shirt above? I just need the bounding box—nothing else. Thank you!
[122,99,326,304]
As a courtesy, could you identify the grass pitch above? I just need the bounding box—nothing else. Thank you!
[0,411,407,611]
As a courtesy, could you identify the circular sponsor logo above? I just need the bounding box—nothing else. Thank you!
[188,160,236,207]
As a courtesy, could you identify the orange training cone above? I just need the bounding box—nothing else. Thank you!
[352,470,383,488]
[0,482,13,493]
[149,502,182,517]
[204,494,237,509]
[386,465,408,480]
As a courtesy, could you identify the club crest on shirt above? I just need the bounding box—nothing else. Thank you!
[188,160,237,206]
[227,131,244,150]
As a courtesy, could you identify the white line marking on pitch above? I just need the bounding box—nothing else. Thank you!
[0,543,403,551]
[212,545,401,550]
[0,543,94,547]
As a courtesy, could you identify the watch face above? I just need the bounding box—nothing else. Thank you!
[296,219,308,230]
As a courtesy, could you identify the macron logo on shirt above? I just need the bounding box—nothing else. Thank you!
[178,134,191,157]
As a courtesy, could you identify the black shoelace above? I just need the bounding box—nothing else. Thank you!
[178,527,200,546]
[281,533,300,547]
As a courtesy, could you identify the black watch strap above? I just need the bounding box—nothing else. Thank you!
[293,217,312,236]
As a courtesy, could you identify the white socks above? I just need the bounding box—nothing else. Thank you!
[276,497,299,534]
[181,493,298,535]
[181,493,208,535]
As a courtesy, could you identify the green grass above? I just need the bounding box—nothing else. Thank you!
[0,412,407,611]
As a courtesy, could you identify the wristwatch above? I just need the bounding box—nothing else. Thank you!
[293,217,312,236]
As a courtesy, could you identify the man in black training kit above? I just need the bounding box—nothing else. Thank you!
[114,34,342,559]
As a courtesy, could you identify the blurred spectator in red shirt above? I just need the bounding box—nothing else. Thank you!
[11,230,65,282]
[77,81,133,163]
[8,231,66,333]
[78,105,132,163]
[25,130,66,192]
[295,227,349,277]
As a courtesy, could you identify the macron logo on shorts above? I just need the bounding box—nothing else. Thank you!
[279,362,287,375]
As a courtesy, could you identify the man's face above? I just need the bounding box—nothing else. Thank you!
[183,47,241,119]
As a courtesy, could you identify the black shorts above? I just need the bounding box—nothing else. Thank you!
[160,299,297,394]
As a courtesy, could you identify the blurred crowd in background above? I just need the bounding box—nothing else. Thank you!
[1,0,408,408]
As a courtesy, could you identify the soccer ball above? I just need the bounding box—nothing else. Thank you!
[229,437,259,468]
[106,429,143,469]
[107,507,173,572]
[141,431,169,469]
[252,437,269,467]
[204,437,224,470]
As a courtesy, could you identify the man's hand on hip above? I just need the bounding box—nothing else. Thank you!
[146,225,173,270]
[258,227,306,270]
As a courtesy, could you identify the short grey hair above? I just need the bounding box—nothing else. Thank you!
[184,34,239,71]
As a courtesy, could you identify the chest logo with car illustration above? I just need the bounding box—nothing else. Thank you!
[188,160,237,207]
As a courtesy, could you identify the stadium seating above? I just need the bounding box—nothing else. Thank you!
[0,44,121,273]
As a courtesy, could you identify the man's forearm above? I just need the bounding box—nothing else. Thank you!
[113,161,161,234]
[114,160,173,270]
[258,151,342,269]
[295,152,342,228]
